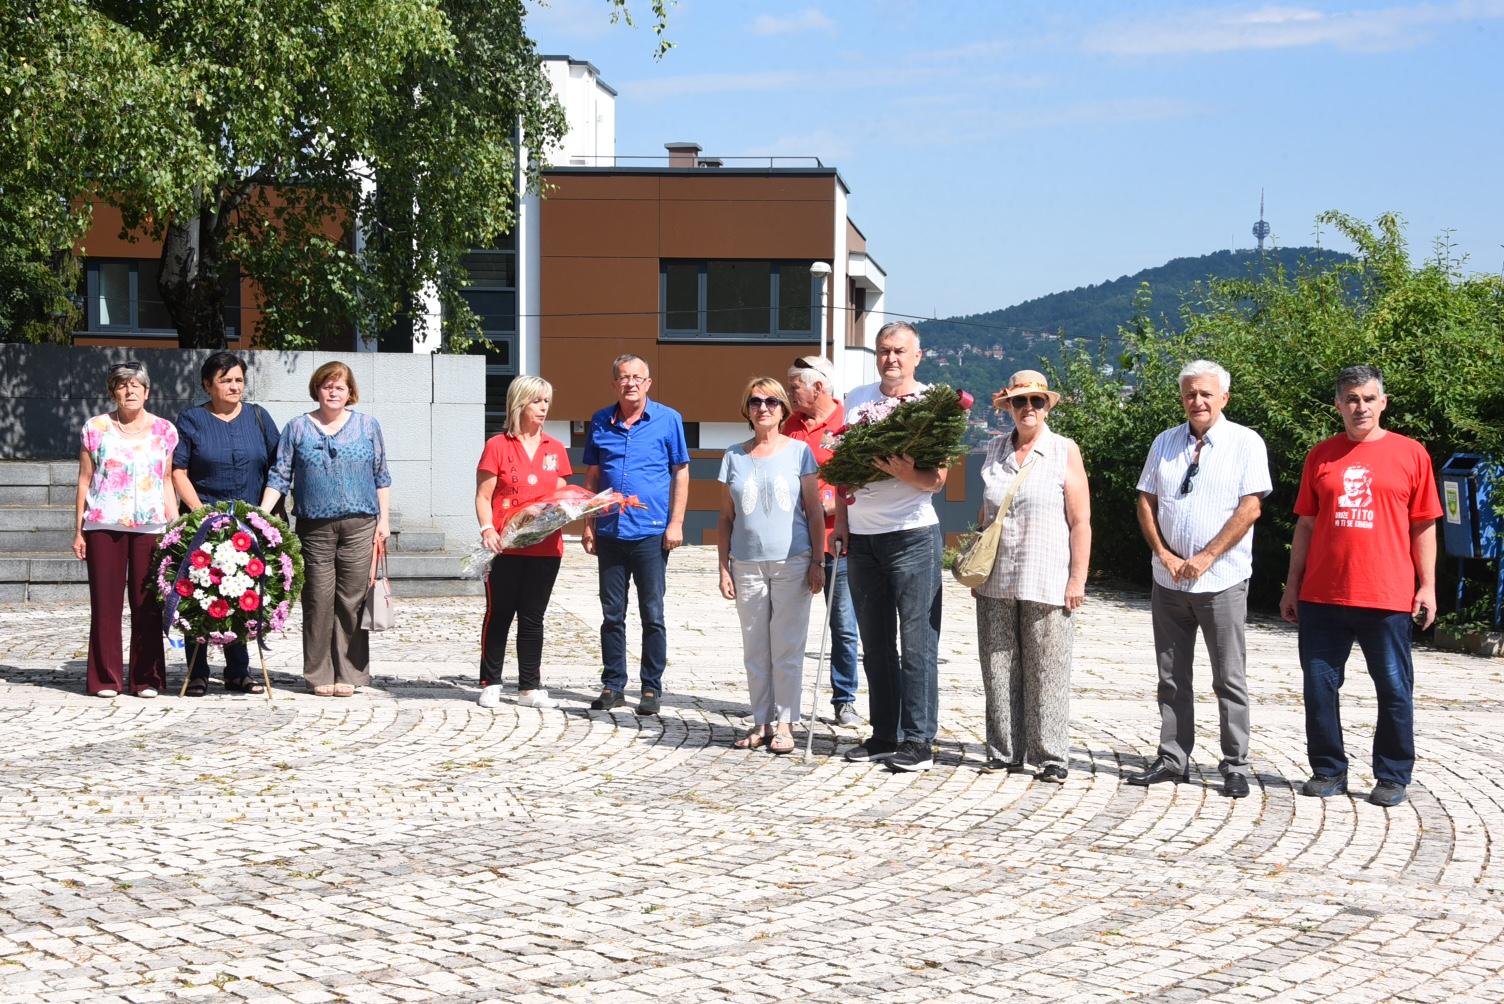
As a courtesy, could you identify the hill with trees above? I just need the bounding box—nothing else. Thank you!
[915,246,1353,400]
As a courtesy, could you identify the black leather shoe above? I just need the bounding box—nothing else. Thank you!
[1222,773,1250,799]
[1301,772,1348,798]
[636,690,661,716]
[1126,757,1189,786]
[1367,781,1407,807]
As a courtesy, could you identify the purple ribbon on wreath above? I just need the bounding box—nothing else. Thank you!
[161,505,274,652]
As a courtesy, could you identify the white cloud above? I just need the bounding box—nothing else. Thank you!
[750,7,837,36]
[1085,0,1504,55]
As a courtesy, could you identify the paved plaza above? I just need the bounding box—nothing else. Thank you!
[3,545,1504,1003]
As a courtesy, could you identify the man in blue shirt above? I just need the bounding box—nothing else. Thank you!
[582,354,690,715]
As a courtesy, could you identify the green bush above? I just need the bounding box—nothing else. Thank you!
[1046,212,1504,610]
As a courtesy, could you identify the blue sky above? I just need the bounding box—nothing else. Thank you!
[527,0,1504,320]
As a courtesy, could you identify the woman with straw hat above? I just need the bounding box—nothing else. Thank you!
[973,370,1091,782]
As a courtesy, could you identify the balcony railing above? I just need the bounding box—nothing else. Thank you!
[547,155,826,169]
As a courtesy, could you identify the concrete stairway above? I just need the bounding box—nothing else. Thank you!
[0,461,481,602]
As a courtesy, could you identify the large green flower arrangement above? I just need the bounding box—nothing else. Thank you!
[818,384,974,498]
[152,501,305,647]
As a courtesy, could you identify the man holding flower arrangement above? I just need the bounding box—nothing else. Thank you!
[831,322,951,773]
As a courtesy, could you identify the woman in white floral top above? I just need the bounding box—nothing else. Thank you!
[73,361,179,698]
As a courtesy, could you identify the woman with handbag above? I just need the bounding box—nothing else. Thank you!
[973,370,1091,781]
[171,351,280,695]
[74,361,179,698]
[260,361,391,697]
[473,376,572,710]
[716,377,825,755]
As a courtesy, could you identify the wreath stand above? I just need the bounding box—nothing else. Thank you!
[177,638,275,701]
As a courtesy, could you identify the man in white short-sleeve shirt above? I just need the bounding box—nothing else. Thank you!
[1128,359,1271,798]
[832,322,950,772]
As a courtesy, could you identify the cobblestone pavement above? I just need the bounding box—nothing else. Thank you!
[3,545,1504,1003]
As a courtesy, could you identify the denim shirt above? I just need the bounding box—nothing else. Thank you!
[267,411,392,519]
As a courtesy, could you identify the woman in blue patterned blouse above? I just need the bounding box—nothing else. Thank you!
[172,351,280,696]
[260,361,392,697]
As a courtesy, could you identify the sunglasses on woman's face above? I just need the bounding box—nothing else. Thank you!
[746,396,781,411]
[1010,395,1048,410]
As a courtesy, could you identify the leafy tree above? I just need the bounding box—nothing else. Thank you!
[1047,213,1504,610]
[2,0,669,348]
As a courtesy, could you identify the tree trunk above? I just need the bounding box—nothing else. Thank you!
[160,204,227,349]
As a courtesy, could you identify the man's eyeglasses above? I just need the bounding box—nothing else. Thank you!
[1009,395,1049,411]
[746,396,781,411]
[615,375,649,386]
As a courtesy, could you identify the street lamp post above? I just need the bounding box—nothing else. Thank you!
[809,261,832,362]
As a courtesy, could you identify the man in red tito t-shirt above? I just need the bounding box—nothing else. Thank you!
[1280,365,1440,808]
[782,355,862,728]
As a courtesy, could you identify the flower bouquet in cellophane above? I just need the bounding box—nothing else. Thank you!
[463,486,645,576]
[818,384,975,502]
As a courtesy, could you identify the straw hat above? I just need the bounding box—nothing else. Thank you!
[991,369,1061,410]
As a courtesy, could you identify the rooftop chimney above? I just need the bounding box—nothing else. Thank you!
[665,142,701,168]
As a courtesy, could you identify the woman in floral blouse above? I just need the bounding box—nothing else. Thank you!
[73,361,179,698]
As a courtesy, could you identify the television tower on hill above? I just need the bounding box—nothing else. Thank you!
[1251,189,1271,252]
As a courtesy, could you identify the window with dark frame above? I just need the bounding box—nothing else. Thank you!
[454,233,520,437]
[78,258,239,338]
[659,260,820,340]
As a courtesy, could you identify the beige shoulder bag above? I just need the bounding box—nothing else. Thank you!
[952,458,1036,589]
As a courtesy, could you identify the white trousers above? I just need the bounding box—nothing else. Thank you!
[733,555,813,725]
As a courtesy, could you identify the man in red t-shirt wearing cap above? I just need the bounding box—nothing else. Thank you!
[1280,365,1441,808]
[783,355,862,728]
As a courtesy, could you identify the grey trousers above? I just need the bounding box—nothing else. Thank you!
[975,596,1073,770]
[297,514,377,689]
[1150,580,1251,776]
[732,555,813,725]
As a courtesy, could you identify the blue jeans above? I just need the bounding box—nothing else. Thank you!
[1298,601,1415,786]
[188,640,251,682]
[847,526,942,744]
[597,534,669,694]
[824,552,860,706]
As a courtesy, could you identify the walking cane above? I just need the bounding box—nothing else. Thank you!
[804,540,842,762]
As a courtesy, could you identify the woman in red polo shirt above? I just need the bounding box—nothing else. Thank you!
[474,376,573,709]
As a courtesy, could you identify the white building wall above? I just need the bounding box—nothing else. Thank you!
[540,58,617,166]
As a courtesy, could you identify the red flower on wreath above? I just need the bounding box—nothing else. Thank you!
[246,557,266,577]
[231,532,254,552]
[207,598,231,618]
[174,579,194,597]
[189,550,211,568]
[209,567,223,585]
[239,591,261,612]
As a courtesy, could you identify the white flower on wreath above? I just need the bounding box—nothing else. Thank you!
[219,572,253,598]
[190,566,213,587]
[213,541,239,567]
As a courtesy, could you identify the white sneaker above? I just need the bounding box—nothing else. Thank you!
[517,689,559,709]
[96,689,118,699]
[477,685,504,709]
[137,688,158,699]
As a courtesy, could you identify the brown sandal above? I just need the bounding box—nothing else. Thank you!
[332,683,355,698]
[733,731,769,750]
[769,732,795,755]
